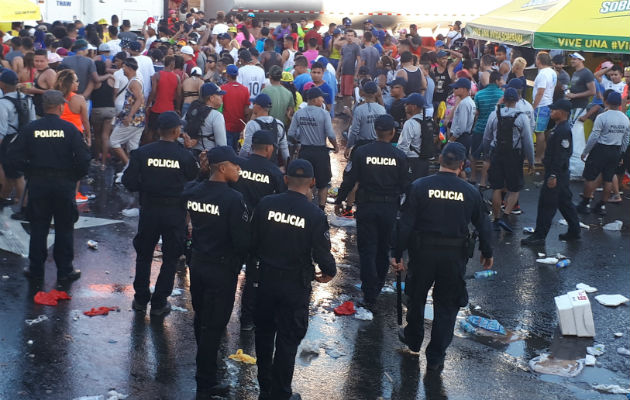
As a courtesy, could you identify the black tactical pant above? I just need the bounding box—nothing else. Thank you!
[356,202,398,302]
[190,251,240,390]
[27,178,78,278]
[408,157,430,183]
[133,205,186,308]
[240,256,258,323]
[255,267,311,400]
[535,172,580,238]
[404,243,468,365]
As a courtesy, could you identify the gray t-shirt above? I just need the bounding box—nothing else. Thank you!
[451,96,477,137]
[515,98,535,132]
[340,43,360,75]
[483,106,535,166]
[195,109,227,151]
[348,102,386,147]
[557,69,570,89]
[360,46,380,77]
[570,68,595,109]
[240,116,289,161]
[60,55,96,94]
[583,110,630,156]
[288,105,335,145]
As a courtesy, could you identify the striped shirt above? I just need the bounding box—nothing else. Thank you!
[473,84,504,134]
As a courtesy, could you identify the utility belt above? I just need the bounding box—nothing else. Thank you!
[357,189,399,204]
[413,232,477,259]
[28,168,75,180]
[191,249,242,273]
[490,146,523,160]
[260,262,314,288]
[140,195,183,207]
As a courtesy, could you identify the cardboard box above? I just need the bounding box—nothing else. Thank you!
[555,294,577,336]
[555,290,596,337]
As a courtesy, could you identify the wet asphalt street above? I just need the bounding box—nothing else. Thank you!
[1,137,629,400]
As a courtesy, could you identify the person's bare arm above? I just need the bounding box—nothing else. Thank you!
[175,77,183,114]
[12,56,23,75]
[567,81,596,100]
[75,95,91,145]
[532,87,545,109]
[594,66,612,82]
[147,73,159,107]
[123,80,144,126]
[480,71,490,87]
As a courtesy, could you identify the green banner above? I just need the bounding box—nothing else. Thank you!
[464,24,533,47]
[534,32,630,54]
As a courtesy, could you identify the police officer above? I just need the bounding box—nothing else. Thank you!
[521,99,581,246]
[182,146,250,398]
[122,111,199,315]
[288,87,339,210]
[231,129,287,330]
[335,115,407,308]
[392,142,493,373]
[7,90,90,282]
[253,159,336,400]
[396,93,430,180]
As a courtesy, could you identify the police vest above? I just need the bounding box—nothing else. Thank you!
[267,210,305,228]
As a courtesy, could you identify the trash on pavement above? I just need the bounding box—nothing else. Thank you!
[558,219,590,229]
[556,259,571,268]
[121,208,140,217]
[602,220,623,231]
[614,332,624,337]
[83,306,119,317]
[171,305,188,312]
[228,349,257,364]
[523,227,535,233]
[334,301,356,316]
[536,257,559,264]
[34,290,72,306]
[425,303,434,321]
[324,346,346,359]
[529,353,584,377]
[537,252,546,258]
[73,396,105,400]
[300,340,321,355]
[583,355,596,366]
[617,347,630,356]
[474,270,497,279]
[106,391,128,400]
[27,340,33,345]
[575,283,597,293]
[329,215,356,228]
[466,316,506,335]
[2,275,8,280]
[86,240,98,250]
[594,294,630,307]
[170,288,183,296]
[555,290,595,337]
[460,320,477,334]
[354,307,373,321]
[592,384,630,394]
[586,344,605,356]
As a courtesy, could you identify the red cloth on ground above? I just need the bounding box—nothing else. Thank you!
[34,290,72,306]
[334,301,356,316]
[83,306,119,317]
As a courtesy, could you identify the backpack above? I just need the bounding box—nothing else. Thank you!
[255,118,286,164]
[184,100,214,145]
[412,108,436,159]
[495,104,521,153]
[3,91,31,133]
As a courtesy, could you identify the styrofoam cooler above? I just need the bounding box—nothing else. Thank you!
[554,290,595,337]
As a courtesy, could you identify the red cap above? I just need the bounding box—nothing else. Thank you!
[313,20,323,27]
[146,17,155,24]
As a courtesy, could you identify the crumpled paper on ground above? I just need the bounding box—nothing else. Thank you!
[536,257,559,264]
[300,340,321,355]
[529,353,584,377]
[73,390,127,400]
[34,290,72,306]
[25,315,48,325]
[594,294,629,307]
[592,384,630,394]
[334,301,356,316]
[587,344,605,356]
[558,219,590,229]
[121,208,140,217]
[576,283,597,293]
[617,347,630,356]
[83,306,119,317]
[354,307,373,321]
[603,220,623,231]
[228,349,256,364]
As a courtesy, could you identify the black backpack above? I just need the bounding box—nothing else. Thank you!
[412,108,436,159]
[255,118,286,164]
[184,100,214,144]
[495,104,521,153]
[4,91,31,133]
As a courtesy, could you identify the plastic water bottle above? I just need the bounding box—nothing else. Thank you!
[556,259,571,268]
[460,320,477,334]
[474,270,498,279]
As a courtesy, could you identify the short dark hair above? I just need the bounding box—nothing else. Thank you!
[440,153,465,170]
[489,70,502,84]
[496,45,507,54]
[311,61,324,71]
[261,27,270,36]
[363,31,372,42]
[108,25,118,37]
[536,52,551,66]
[294,55,308,68]
[400,51,413,63]
[111,15,119,24]
[308,37,318,48]
[123,57,138,70]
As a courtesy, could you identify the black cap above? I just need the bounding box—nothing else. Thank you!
[306,87,325,101]
[387,77,407,87]
[158,111,184,130]
[549,98,572,112]
[374,114,397,130]
[551,54,565,65]
[287,159,314,178]
[207,146,243,165]
[252,130,276,145]
[42,90,67,106]
[441,142,467,162]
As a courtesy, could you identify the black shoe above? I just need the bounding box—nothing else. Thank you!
[57,269,81,281]
[289,394,302,400]
[197,383,230,398]
[520,235,545,246]
[23,267,44,280]
[576,202,590,214]
[150,301,171,316]
[558,232,581,242]
[11,211,27,221]
[398,327,420,352]
[240,318,255,331]
[132,299,147,313]
[426,362,445,373]
[492,220,501,232]
[592,202,607,215]
[357,298,376,312]
[497,218,513,233]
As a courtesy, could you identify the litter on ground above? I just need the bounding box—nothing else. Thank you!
[602,220,623,231]
[536,257,559,264]
[617,347,630,356]
[300,340,321,355]
[615,332,624,337]
[170,288,184,296]
[466,316,506,335]
[354,307,373,321]
[594,294,629,307]
[83,306,119,317]
[575,283,597,293]
[171,305,188,312]
[558,219,590,229]
[592,384,630,394]
[25,315,48,326]
[334,301,356,316]
[583,355,596,366]
[329,215,356,228]
[586,344,605,356]
[121,208,140,217]
[529,353,584,377]
[228,349,256,364]
[34,290,72,306]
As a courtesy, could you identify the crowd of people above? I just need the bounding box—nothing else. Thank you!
[0,8,629,400]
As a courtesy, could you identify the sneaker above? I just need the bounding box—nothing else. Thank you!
[132,299,147,313]
[75,192,88,203]
[558,232,581,242]
[398,327,420,352]
[150,301,171,316]
[576,202,590,214]
[115,172,123,184]
[521,235,545,246]
[497,218,513,233]
[0,197,14,206]
[608,194,622,203]
[510,205,523,215]
[592,202,607,216]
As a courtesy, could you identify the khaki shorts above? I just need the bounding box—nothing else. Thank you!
[90,107,116,123]
[110,124,143,151]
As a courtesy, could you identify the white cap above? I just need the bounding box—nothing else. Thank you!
[180,45,194,55]
[2,33,12,43]
[569,52,585,61]
[87,43,97,50]
[148,22,158,31]
[47,52,62,63]
[98,43,110,52]
[191,7,199,12]
[191,66,202,76]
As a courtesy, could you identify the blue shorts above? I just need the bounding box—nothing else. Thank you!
[534,106,550,133]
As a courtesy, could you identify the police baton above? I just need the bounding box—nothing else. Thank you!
[396,260,402,327]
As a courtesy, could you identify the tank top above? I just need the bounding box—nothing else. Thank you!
[330,45,341,60]
[262,51,282,74]
[432,66,452,103]
[404,67,422,95]
[152,70,178,113]
[91,79,115,108]
[283,50,296,71]
[61,92,84,131]
[33,68,49,116]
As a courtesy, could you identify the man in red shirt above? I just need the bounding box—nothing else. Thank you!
[220,64,251,150]
[303,20,323,48]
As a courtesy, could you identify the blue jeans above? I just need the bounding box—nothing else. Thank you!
[226,131,240,151]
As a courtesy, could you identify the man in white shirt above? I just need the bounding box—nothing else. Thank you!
[211,11,229,36]
[112,53,129,113]
[106,26,122,55]
[128,41,154,99]
[532,52,557,163]
[595,62,627,95]
[216,33,239,63]
[144,23,158,52]
[237,50,265,102]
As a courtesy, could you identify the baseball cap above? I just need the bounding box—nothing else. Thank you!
[169,9,177,14]
[158,111,184,130]
[549,98,572,112]
[228,26,237,33]
[287,159,314,178]
[503,87,519,101]
[98,43,110,52]
[42,90,67,106]
[388,77,407,87]
[226,64,239,76]
[362,80,378,94]
[254,93,273,108]
[147,22,157,31]
[306,87,324,100]
[569,52,585,61]
[365,19,373,24]
[504,78,525,90]
[551,54,565,65]
[73,39,89,51]
[333,28,341,35]
[374,114,397,131]
[252,130,276,145]
[313,20,323,27]
[190,66,202,76]
[0,69,18,85]
[218,33,230,40]
[56,48,68,56]
[180,45,194,55]
[97,18,107,25]
[47,52,62,63]
[207,146,243,165]
[200,82,226,97]
[441,142,467,162]
[402,93,426,107]
[606,91,622,106]
[281,71,294,82]
[437,50,449,58]
[269,65,283,80]
[247,12,256,17]
[302,81,316,92]
[343,17,352,26]
[435,40,445,48]
[128,41,142,52]
[449,78,471,90]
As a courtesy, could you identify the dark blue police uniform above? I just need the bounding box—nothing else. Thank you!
[336,115,408,305]
[122,112,199,314]
[182,146,251,396]
[6,90,91,281]
[393,143,492,369]
[230,130,286,328]
[253,160,336,400]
